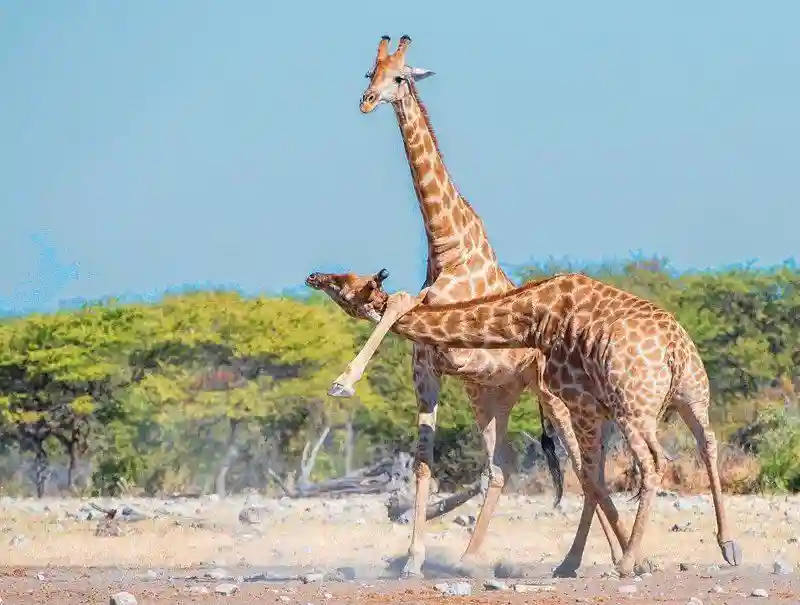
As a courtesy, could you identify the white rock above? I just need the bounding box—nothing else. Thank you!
[454,514,476,527]
[434,581,472,596]
[483,579,508,591]
[109,591,138,605]
[301,573,324,584]
[214,583,239,596]
[186,586,210,595]
[206,568,232,580]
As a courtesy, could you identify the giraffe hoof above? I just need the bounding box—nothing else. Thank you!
[634,558,658,575]
[720,540,742,567]
[552,564,578,579]
[615,559,635,578]
[328,382,355,398]
[400,565,423,580]
[455,557,482,578]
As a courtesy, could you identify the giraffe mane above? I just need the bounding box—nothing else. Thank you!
[405,78,505,278]
[405,79,445,172]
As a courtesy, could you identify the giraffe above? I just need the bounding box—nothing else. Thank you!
[305,269,743,577]
[345,33,621,577]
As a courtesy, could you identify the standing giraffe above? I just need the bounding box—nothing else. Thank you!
[305,269,743,577]
[343,34,621,577]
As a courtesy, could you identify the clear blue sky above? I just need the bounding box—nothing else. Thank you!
[2,2,798,314]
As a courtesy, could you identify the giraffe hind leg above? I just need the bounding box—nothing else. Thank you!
[539,392,630,575]
[627,430,667,503]
[553,417,627,577]
[674,395,741,566]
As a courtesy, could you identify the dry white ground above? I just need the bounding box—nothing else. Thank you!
[1,491,798,603]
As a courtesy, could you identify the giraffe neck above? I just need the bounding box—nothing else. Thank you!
[387,274,617,353]
[392,82,505,283]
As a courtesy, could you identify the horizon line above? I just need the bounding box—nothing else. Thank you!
[1,254,796,319]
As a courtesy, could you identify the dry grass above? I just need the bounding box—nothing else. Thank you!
[518,420,762,498]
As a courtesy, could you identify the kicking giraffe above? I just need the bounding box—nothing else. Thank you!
[306,269,742,577]
[342,33,621,577]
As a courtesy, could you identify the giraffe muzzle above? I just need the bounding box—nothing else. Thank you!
[305,273,324,288]
[360,92,378,113]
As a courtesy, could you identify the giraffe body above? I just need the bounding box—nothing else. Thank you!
[306,270,742,576]
[353,34,621,577]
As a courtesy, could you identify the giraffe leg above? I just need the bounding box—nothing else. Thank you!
[612,414,662,578]
[459,385,518,570]
[329,291,427,397]
[553,416,628,577]
[530,361,628,574]
[675,398,741,566]
[594,421,627,565]
[328,303,407,397]
[401,349,441,579]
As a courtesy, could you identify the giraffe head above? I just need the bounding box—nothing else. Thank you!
[360,35,435,113]
[306,269,390,322]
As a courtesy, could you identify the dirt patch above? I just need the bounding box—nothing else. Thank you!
[0,567,796,605]
[0,493,798,603]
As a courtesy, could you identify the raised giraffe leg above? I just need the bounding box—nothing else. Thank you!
[401,346,441,579]
[458,384,519,569]
[674,397,742,566]
[329,290,427,397]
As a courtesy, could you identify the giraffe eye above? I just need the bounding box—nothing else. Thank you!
[394,76,404,84]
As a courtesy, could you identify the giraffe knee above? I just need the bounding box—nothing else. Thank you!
[699,432,719,464]
[642,465,663,491]
[644,476,661,492]
[487,464,505,489]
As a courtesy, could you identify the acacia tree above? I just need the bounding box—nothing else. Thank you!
[674,264,800,400]
[128,291,382,496]
[0,304,147,495]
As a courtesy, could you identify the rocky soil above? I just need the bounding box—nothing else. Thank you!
[1,491,798,603]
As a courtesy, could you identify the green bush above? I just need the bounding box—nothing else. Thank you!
[755,407,800,492]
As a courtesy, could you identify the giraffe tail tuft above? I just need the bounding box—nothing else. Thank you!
[538,404,564,508]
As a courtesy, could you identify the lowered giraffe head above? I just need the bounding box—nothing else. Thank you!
[306,269,391,322]
[360,35,435,113]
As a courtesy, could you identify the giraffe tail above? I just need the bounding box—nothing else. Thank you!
[538,403,564,508]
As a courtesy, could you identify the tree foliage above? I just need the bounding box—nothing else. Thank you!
[0,258,799,495]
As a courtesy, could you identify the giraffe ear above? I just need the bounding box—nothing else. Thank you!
[403,65,435,81]
[375,268,390,285]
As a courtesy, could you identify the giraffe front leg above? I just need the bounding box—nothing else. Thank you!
[329,307,404,397]
[329,292,424,398]
[402,355,441,579]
